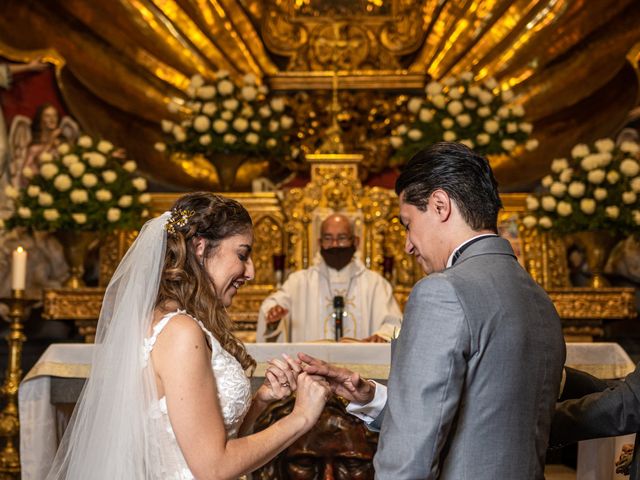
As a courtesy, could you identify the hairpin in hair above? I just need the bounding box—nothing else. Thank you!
[165,208,195,235]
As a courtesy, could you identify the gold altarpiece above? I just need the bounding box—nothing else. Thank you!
[43,155,636,343]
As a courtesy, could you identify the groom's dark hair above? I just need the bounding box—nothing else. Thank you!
[395,142,502,232]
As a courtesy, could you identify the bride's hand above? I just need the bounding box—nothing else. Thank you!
[256,354,302,403]
[291,372,331,429]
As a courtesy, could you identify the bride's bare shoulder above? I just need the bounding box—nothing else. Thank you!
[152,310,209,358]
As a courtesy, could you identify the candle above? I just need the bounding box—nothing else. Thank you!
[11,246,27,291]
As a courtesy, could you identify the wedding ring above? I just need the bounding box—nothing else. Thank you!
[281,382,290,387]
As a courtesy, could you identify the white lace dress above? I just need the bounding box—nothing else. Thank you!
[142,310,252,479]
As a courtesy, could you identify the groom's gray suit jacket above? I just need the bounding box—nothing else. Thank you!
[374,236,565,479]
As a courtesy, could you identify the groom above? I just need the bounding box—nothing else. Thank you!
[302,142,566,479]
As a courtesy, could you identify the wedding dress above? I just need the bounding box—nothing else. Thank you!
[143,309,252,479]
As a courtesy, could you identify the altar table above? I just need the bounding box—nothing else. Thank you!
[19,342,636,480]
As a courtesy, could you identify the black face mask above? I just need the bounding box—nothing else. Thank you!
[320,245,356,271]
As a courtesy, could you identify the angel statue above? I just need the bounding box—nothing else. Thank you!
[7,102,79,188]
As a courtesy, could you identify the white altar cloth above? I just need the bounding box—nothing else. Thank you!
[19,342,636,480]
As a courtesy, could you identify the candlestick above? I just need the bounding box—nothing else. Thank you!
[10,247,27,291]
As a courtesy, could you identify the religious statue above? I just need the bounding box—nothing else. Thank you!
[253,395,378,480]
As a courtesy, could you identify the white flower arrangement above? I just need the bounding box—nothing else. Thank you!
[523,138,640,235]
[390,73,538,159]
[156,72,295,158]
[3,135,149,232]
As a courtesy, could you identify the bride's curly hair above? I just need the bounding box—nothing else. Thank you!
[156,192,256,372]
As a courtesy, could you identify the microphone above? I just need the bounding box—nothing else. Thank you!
[333,295,344,341]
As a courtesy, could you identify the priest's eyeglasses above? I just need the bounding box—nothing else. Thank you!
[320,234,353,247]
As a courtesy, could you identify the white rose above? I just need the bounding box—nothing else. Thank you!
[484,77,498,89]
[167,100,180,113]
[38,192,53,206]
[463,99,477,110]
[189,74,205,89]
[202,102,217,116]
[605,205,620,219]
[550,158,569,173]
[199,134,212,146]
[268,120,279,132]
[154,142,166,152]
[132,177,147,191]
[541,175,553,188]
[69,162,86,178]
[217,79,234,96]
[84,152,107,168]
[621,141,640,154]
[407,97,423,113]
[40,163,59,179]
[197,85,216,100]
[484,119,499,134]
[459,139,474,149]
[501,89,514,102]
[118,195,133,208]
[448,88,462,100]
[468,85,481,97]
[461,72,473,82]
[519,122,533,134]
[442,131,457,142]
[568,181,585,198]
[580,155,598,171]
[456,114,471,127]
[107,208,121,223]
[270,98,285,112]
[442,77,456,86]
[250,120,261,131]
[102,170,117,183]
[54,174,72,192]
[477,106,491,118]
[593,188,608,201]
[580,198,596,215]
[407,129,423,141]
[96,189,113,202]
[476,133,490,145]
[232,118,249,133]
[266,138,277,149]
[27,185,40,197]
[525,195,539,211]
[497,106,509,119]
[280,115,294,129]
[538,216,552,229]
[633,210,640,225]
[241,85,257,101]
[123,160,137,173]
[550,182,567,197]
[193,115,211,132]
[39,151,54,163]
[511,105,525,116]
[220,111,233,121]
[522,215,537,228]
[622,191,637,204]
[70,189,88,204]
[541,195,557,211]
[432,94,446,109]
[72,213,87,225]
[621,159,640,177]
[506,122,518,134]
[43,209,60,221]
[441,118,454,129]
[571,144,590,158]
[215,70,229,79]
[595,138,615,153]
[559,168,573,183]
[607,170,620,184]
[425,81,442,96]
[222,98,239,111]
[501,139,516,151]
[4,185,18,199]
[390,136,403,149]
[587,169,605,184]
[447,100,463,116]
[242,107,255,120]
[78,135,93,148]
[97,140,114,154]
[246,132,259,145]
[259,106,272,118]
[213,120,228,133]
[223,133,237,144]
[631,177,640,192]
[17,207,31,219]
[557,201,572,217]
[138,193,151,204]
[57,143,70,155]
[142,208,149,218]
[82,173,98,188]
[242,73,256,85]
[594,152,612,168]
[478,90,493,105]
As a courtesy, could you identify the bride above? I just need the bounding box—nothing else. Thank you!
[46,192,330,479]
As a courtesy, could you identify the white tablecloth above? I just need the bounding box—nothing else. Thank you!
[19,342,636,480]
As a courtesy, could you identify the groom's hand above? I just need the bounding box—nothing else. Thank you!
[297,352,375,404]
